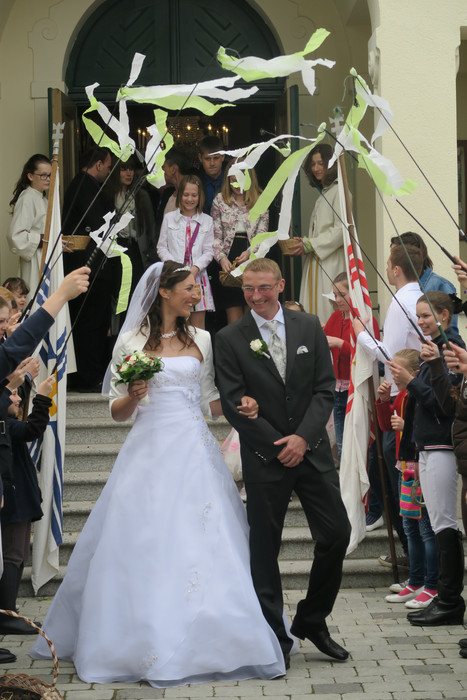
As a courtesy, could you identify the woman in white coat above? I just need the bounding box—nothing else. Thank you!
[289,144,347,324]
[7,154,51,298]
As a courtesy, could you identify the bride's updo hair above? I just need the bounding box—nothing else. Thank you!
[141,260,194,349]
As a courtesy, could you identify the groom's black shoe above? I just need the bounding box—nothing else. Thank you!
[291,623,348,661]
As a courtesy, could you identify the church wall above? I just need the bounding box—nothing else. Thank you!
[0,0,464,330]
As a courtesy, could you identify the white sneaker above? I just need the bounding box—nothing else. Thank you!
[366,515,384,532]
[388,578,409,593]
[385,585,423,603]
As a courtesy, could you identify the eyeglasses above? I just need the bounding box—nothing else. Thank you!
[34,172,51,180]
[242,283,279,294]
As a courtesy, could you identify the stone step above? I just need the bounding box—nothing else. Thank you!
[18,557,400,598]
[66,392,110,418]
[65,415,230,446]
[63,472,109,502]
[59,497,313,531]
[64,443,121,472]
[52,522,406,566]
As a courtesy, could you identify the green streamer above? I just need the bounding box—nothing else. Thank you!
[118,88,234,116]
[248,134,324,223]
[217,28,330,82]
[115,250,133,314]
[82,93,133,160]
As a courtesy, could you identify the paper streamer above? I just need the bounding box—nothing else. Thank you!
[145,109,174,188]
[214,134,291,191]
[89,211,134,312]
[118,71,258,114]
[82,83,135,160]
[115,249,132,314]
[217,28,334,95]
[249,132,325,225]
[330,70,417,196]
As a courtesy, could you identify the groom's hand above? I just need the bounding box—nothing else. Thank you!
[274,434,307,468]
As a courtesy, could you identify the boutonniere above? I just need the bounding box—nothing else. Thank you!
[250,339,270,359]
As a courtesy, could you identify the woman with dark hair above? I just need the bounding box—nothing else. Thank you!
[107,155,156,288]
[31,261,286,685]
[7,154,51,297]
[289,143,346,324]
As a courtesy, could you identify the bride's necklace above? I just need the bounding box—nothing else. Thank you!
[161,329,177,339]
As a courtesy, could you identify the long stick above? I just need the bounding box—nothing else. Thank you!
[339,152,400,583]
[40,156,59,273]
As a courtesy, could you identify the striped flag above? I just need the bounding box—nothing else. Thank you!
[30,168,68,593]
[337,160,379,554]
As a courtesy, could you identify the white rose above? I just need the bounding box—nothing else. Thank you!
[143,356,152,364]
[129,354,137,363]
[120,363,129,372]
[250,339,263,352]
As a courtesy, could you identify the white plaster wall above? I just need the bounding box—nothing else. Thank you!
[369,0,467,320]
[0,0,374,285]
[0,0,98,280]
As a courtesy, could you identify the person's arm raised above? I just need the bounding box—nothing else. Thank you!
[41,267,90,319]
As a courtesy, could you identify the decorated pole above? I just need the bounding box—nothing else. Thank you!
[338,152,400,583]
[40,123,65,272]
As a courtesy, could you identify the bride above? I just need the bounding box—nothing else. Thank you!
[31,261,286,687]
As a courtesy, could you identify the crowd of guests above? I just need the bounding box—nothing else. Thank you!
[2,132,467,679]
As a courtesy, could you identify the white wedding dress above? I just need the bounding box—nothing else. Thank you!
[31,356,285,686]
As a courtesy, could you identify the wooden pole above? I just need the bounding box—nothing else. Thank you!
[338,152,400,584]
[40,153,59,272]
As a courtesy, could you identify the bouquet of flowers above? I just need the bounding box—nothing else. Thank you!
[115,350,164,404]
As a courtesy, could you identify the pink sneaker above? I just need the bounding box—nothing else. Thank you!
[385,584,423,603]
[405,588,437,609]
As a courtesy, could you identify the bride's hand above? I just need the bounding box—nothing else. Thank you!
[128,380,148,401]
[237,395,258,419]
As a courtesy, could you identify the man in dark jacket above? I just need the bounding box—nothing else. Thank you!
[63,147,116,391]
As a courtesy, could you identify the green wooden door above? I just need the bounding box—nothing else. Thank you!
[66,0,283,105]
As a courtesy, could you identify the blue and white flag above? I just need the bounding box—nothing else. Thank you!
[30,168,69,594]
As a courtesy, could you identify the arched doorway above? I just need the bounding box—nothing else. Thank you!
[64,0,286,163]
[61,0,294,289]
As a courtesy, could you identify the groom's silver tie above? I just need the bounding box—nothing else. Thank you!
[264,320,287,381]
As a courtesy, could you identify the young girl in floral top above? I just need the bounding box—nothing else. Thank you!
[211,168,268,324]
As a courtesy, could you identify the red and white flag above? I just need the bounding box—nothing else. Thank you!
[337,160,379,553]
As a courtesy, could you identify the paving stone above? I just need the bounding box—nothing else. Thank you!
[10,589,467,699]
[385,635,430,645]
[403,663,454,674]
[309,682,363,693]
[64,691,116,699]
[114,688,164,698]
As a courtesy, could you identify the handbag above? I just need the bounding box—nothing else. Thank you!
[220,427,243,482]
[399,466,422,519]
[0,610,63,699]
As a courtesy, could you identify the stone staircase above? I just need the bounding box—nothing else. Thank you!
[21,393,405,596]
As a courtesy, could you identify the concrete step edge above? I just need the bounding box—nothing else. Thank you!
[63,471,110,483]
[65,443,122,455]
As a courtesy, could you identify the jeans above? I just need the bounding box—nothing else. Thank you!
[333,390,348,460]
[402,507,438,590]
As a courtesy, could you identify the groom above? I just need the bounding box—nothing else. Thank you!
[215,259,351,665]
